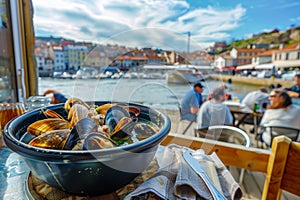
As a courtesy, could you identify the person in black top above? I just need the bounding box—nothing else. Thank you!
[286,73,300,98]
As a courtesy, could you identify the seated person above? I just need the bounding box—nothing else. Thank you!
[197,87,233,129]
[241,87,269,112]
[180,83,204,122]
[177,83,204,136]
[207,83,232,101]
[260,88,300,146]
[43,89,68,104]
[285,73,300,98]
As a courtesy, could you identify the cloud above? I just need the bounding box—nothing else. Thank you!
[32,0,246,50]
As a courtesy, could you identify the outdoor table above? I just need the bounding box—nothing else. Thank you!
[224,101,263,146]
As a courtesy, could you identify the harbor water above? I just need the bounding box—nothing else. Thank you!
[39,77,262,109]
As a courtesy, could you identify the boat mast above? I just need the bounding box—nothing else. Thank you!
[186,32,190,68]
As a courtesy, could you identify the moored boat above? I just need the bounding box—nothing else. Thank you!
[166,67,207,84]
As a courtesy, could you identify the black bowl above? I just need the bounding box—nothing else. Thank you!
[3,101,171,196]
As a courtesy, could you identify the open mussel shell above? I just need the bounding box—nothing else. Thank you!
[105,105,130,132]
[123,106,140,118]
[68,104,90,127]
[64,118,98,150]
[96,103,117,115]
[82,132,115,150]
[110,117,138,141]
[28,129,71,149]
[134,123,158,140]
[64,97,90,111]
[27,118,70,136]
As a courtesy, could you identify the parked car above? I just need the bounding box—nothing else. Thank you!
[281,71,296,81]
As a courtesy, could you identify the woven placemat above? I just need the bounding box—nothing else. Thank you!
[26,158,159,200]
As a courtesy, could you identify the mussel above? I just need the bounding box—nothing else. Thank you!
[124,106,140,118]
[68,104,90,127]
[82,133,115,150]
[27,118,70,136]
[28,129,71,149]
[95,103,117,115]
[64,117,99,150]
[134,123,158,140]
[41,109,65,119]
[110,117,137,141]
[64,97,90,111]
[105,105,130,133]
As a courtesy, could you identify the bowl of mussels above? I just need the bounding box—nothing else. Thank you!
[3,98,171,196]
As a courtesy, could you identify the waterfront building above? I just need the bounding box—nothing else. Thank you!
[252,49,275,65]
[35,47,45,73]
[230,47,265,66]
[161,51,177,64]
[273,42,300,71]
[63,45,88,72]
[213,41,227,52]
[44,57,54,72]
[214,55,236,71]
[83,50,111,68]
[53,46,65,71]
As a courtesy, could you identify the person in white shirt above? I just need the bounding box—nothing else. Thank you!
[197,86,233,129]
[260,88,300,146]
[241,87,269,112]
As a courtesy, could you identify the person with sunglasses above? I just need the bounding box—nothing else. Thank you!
[259,88,300,146]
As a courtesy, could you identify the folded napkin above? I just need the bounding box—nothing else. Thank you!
[125,144,243,200]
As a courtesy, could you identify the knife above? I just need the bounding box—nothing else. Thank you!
[182,150,227,200]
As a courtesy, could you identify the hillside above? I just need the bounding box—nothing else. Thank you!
[223,26,300,52]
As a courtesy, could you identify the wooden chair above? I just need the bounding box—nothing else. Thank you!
[161,134,300,199]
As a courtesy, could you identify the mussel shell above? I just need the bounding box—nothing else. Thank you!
[110,117,137,141]
[105,105,130,132]
[27,118,70,136]
[41,109,65,119]
[124,106,140,118]
[83,133,114,150]
[134,123,158,140]
[64,97,90,111]
[68,104,90,127]
[28,129,71,149]
[64,118,98,150]
[95,103,117,115]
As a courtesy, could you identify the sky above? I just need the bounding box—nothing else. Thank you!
[32,0,300,51]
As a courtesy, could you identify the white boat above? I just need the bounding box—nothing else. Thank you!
[73,68,98,79]
[61,72,73,79]
[166,67,206,84]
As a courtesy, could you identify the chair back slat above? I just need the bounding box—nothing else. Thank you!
[280,142,300,196]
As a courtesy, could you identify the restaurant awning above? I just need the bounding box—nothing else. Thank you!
[255,63,274,70]
[236,64,255,70]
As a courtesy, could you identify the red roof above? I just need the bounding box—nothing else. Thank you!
[255,49,277,57]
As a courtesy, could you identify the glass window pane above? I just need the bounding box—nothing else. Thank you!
[0,1,17,102]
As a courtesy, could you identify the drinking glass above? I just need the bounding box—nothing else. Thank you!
[26,96,51,111]
[0,102,25,148]
[0,102,25,131]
